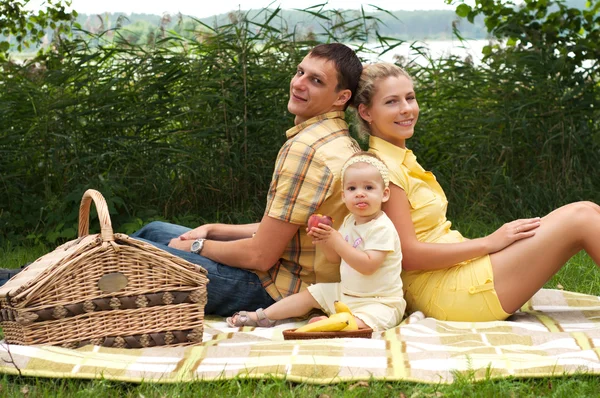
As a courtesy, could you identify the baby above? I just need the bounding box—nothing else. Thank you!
[227,152,405,331]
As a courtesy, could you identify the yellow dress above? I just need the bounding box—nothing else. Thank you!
[370,136,511,321]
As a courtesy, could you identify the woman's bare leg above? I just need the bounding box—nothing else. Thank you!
[491,201,600,314]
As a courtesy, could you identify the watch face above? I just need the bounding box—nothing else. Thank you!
[191,240,200,253]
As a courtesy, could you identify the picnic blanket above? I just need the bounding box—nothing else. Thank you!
[1,288,600,384]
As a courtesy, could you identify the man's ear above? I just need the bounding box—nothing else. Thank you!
[358,103,372,124]
[333,89,352,107]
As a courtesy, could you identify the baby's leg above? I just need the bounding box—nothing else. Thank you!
[228,290,320,326]
[264,289,320,319]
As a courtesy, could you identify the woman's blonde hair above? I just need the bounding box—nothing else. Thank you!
[352,63,412,138]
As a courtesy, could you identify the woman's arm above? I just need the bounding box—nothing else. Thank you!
[383,184,540,271]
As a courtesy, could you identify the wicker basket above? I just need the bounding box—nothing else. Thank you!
[0,189,209,349]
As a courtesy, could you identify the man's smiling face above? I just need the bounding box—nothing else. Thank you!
[287,54,349,125]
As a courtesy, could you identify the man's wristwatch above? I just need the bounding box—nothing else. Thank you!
[190,238,206,254]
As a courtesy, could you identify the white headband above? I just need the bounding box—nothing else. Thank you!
[341,155,389,188]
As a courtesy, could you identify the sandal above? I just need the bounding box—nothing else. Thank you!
[226,308,276,328]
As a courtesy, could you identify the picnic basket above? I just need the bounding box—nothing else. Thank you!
[0,189,209,349]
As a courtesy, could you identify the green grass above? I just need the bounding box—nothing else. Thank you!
[1,373,600,397]
[1,230,599,397]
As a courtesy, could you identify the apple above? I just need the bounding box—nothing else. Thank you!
[307,213,334,231]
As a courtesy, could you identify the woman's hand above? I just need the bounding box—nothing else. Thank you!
[484,217,541,253]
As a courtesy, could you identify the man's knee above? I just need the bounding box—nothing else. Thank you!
[134,221,171,235]
[131,221,190,242]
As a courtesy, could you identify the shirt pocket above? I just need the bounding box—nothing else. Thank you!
[407,183,438,209]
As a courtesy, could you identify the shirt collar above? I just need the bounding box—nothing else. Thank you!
[369,135,409,164]
[285,111,346,139]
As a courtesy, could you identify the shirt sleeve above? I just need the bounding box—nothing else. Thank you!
[362,220,396,253]
[389,166,409,192]
[265,141,334,225]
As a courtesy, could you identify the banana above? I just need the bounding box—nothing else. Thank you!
[295,317,349,333]
[333,300,359,331]
[294,300,360,333]
[333,300,352,314]
[343,317,359,331]
[330,310,359,331]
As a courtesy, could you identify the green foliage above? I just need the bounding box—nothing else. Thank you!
[0,2,598,245]
[448,0,600,71]
[0,6,396,245]
[418,0,600,220]
[406,52,599,220]
[0,0,78,60]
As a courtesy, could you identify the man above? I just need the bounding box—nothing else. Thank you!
[2,44,362,317]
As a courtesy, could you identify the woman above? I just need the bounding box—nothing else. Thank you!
[353,63,600,321]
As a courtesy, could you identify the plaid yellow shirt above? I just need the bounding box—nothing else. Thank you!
[256,111,360,301]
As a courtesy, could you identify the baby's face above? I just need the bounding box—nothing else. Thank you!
[342,163,389,222]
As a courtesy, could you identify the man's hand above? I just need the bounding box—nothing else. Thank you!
[178,225,210,241]
[168,237,194,251]
[168,224,210,252]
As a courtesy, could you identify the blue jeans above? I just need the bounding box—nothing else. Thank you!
[130,221,275,316]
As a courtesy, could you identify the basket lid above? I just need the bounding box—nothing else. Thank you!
[0,190,209,308]
[0,235,101,299]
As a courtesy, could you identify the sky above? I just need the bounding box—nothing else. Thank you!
[26,0,459,17]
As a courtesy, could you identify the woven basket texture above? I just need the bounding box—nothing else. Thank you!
[0,190,208,349]
[282,328,373,340]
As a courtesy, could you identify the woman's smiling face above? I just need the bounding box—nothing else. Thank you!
[358,75,419,148]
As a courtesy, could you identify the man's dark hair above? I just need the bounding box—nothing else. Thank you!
[309,43,362,109]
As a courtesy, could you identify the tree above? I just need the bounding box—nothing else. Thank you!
[0,0,77,60]
[447,0,600,77]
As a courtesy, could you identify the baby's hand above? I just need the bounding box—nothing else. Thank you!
[307,214,334,232]
[309,224,336,245]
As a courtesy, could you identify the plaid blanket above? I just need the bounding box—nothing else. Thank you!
[1,288,600,384]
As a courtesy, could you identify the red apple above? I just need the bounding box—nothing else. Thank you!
[307,214,334,231]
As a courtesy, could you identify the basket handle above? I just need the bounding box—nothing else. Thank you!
[77,189,114,241]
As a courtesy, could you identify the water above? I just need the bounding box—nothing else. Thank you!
[364,39,492,66]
